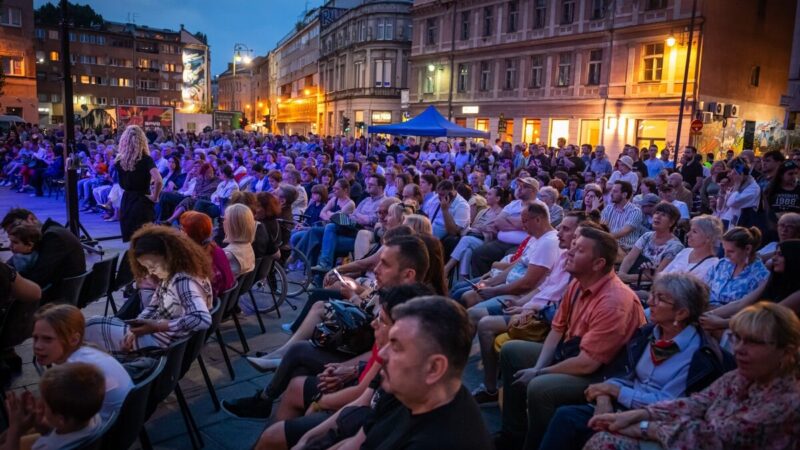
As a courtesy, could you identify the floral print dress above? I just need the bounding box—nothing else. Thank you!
[584,370,800,450]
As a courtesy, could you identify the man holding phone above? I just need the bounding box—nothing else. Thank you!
[428,179,471,240]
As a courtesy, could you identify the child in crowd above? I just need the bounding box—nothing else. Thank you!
[6,222,41,276]
[2,362,105,450]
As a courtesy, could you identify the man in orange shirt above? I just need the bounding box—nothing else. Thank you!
[494,225,646,450]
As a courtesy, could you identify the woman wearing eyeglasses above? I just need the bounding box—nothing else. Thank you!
[540,273,729,450]
[582,301,800,450]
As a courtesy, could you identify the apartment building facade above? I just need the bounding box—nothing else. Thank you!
[0,0,37,123]
[410,0,795,157]
[34,22,209,125]
[318,0,413,136]
[271,9,321,136]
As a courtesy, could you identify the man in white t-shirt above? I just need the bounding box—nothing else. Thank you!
[463,202,560,314]
[470,177,544,275]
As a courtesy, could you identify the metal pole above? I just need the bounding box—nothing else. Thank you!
[231,47,236,112]
[60,0,79,237]
[673,0,698,167]
[446,1,457,121]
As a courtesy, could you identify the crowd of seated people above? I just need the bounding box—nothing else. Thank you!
[1,121,800,449]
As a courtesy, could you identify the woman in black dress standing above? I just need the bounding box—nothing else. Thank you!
[115,125,163,242]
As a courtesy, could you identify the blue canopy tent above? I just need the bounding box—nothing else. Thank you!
[367,106,490,139]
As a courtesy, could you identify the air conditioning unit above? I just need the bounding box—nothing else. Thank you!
[707,102,725,116]
[724,104,740,118]
[701,111,714,124]
[696,100,705,112]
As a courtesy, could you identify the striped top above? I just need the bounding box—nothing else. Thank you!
[139,272,212,347]
[601,201,644,251]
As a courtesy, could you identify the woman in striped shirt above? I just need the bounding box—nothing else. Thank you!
[85,224,212,353]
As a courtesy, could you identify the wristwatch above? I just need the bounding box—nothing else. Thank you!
[639,420,650,439]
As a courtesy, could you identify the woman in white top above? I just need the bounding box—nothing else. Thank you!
[211,165,240,215]
[222,203,256,276]
[32,304,133,424]
[663,214,723,279]
[715,157,760,229]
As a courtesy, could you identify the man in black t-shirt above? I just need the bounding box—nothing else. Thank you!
[359,297,491,450]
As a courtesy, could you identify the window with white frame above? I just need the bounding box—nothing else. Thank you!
[423,69,435,94]
[507,1,519,32]
[479,61,492,91]
[0,6,22,27]
[460,11,470,40]
[642,43,664,81]
[377,18,393,40]
[482,6,493,37]
[426,18,438,45]
[375,60,392,87]
[35,29,45,39]
[591,0,607,19]
[1,57,23,76]
[457,63,469,92]
[533,0,547,28]
[504,59,518,90]
[557,52,572,86]
[530,55,544,88]
[587,49,602,85]
[355,61,365,88]
[561,0,575,25]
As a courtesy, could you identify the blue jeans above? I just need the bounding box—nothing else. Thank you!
[449,278,481,304]
[539,404,596,450]
[293,226,325,267]
[317,223,355,269]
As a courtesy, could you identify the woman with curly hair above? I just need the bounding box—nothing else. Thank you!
[84,224,212,353]
[114,125,163,242]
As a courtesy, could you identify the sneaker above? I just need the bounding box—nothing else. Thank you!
[310,265,330,274]
[472,384,499,405]
[221,390,273,419]
[280,323,293,334]
[245,356,282,372]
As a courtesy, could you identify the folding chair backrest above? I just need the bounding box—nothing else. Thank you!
[100,355,166,450]
[78,255,118,309]
[58,272,90,306]
[72,410,118,450]
[112,250,134,293]
[206,291,229,343]
[145,338,190,420]
[237,265,259,298]
[181,320,213,377]
[223,279,244,317]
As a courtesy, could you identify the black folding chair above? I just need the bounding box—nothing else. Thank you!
[238,259,265,334]
[77,254,118,309]
[223,277,251,354]
[141,337,200,450]
[55,272,90,306]
[211,282,239,381]
[100,356,166,450]
[106,250,134,316]
[187,297,223,410]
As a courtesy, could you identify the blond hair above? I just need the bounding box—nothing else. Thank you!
[115,125,150,172]
[224,203,256,244]
[730,301,800,375]
[403,214,432,235]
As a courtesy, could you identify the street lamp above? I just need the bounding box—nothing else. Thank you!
[231,43,253,112]
[665,34,676,47]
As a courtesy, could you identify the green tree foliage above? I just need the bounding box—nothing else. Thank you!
[34,2,104,28]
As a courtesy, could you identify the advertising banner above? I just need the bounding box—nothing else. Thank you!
[116,106,175,132]
[182,47,207,113]
[213,111,243,131]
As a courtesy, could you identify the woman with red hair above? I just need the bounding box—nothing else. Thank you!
[180,211,235,296]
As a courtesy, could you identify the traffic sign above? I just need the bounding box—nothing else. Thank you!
[690,119,703,133]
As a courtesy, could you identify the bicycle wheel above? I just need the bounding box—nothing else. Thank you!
[283,248,311,298]
[253,262,288,314]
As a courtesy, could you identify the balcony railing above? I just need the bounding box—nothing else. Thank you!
[324,86,401,102]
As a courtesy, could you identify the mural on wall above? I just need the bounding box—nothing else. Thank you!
[181,47,208,113]
[694,117,793,157]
